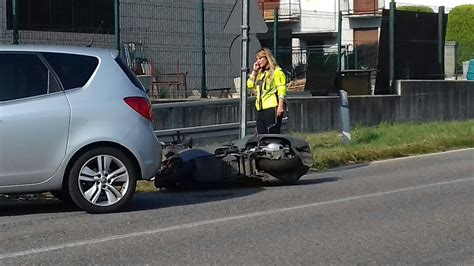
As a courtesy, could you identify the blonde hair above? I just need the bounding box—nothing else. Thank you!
[256,48,278,80]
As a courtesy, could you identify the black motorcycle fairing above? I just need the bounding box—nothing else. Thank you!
[154,134,314,189]
[179,149,213,163]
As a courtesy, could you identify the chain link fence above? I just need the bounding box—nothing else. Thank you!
[1,1,473,97]
[0,0,239,99]
[120,1,236,99]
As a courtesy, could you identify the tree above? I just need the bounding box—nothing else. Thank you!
[446,5,474,70]
[397,5,434,13]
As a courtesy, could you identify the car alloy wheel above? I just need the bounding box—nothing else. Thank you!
[78,155,130,206]
[68,147,137,213]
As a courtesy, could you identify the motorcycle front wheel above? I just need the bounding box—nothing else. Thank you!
[154,157,194,189]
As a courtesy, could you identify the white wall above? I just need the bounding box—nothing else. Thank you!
[299,0,335,12]
[297,0,337,33]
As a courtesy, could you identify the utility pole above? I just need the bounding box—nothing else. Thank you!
[239,0,249,138]
[336,0,342,89]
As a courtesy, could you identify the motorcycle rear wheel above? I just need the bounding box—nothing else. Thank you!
[257,155,307,184]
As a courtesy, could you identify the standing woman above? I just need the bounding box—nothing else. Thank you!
[247,48,287,134]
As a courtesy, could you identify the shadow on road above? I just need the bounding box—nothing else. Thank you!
[0,175,341,215]
[297,176,341,185]
[129,175,341,211]
[0,198,80,216]
[130,186,265,211]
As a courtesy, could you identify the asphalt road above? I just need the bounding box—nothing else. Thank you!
[0,149,473,264]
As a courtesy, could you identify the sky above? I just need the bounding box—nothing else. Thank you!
[387,0,474,9]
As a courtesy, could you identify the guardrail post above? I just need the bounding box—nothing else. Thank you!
[339,90,351,145]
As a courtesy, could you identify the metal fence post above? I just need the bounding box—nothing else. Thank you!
[114,0,120,51]
[336,9,343,90]
[12,0,19,44]
[337,10,342,74]
[389,0,396,93]
[200,0,207,98]
[438,6,445,79]
[273,8,279,61]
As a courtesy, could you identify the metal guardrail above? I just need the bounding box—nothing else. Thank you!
[154,117,288,145]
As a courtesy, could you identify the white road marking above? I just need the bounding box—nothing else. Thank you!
[370,148,474,164]
[1,176,473,260]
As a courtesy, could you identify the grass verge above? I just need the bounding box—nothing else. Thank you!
[293,120,474,171]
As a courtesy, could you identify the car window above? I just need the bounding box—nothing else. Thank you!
[0,53,49,101]
[48,70,62,93]
[115,56,145,91]
[42,52,99,90]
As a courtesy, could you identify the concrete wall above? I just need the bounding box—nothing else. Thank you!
[153,81,474,142]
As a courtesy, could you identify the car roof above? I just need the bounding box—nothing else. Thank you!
[0,45,119,58]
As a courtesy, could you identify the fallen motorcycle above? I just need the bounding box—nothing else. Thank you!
[154,134,313,189]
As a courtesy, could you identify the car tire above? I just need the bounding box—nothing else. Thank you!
[67,147,137,213]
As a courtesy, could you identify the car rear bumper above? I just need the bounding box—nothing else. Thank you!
[124,121,162,180]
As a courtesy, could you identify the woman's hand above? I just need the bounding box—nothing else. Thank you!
[277,98,285,117]
[277,106,285,117]
[252,61,260,72]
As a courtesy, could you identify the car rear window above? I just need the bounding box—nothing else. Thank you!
[42,53,99,90]
[115,56,145,91]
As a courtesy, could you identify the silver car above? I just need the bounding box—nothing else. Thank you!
[0,45,162,213]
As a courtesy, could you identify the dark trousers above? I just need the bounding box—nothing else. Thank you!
[256,107,282,134]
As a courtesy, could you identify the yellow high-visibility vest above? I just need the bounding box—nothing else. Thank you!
[247,67,286,111]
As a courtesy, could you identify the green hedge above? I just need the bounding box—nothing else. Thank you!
[446,5,474,69]
[397,5,434,13]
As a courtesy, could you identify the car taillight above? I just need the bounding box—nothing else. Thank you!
[124,97,153,122]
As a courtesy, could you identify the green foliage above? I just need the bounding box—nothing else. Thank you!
[446,5,474,68]
[397,5,434,13]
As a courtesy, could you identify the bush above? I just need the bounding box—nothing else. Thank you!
[446,5,474,69]
[397,5,434,13]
